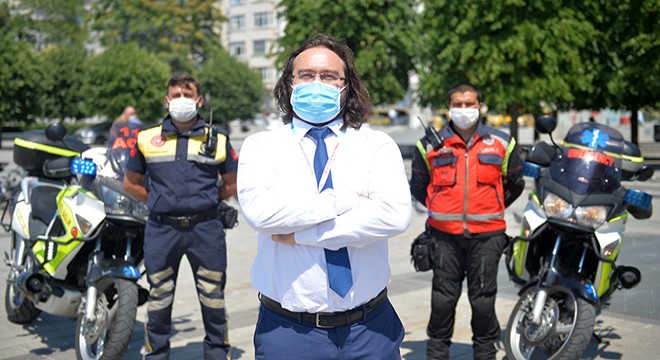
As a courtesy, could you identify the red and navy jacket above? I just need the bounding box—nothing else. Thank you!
[410,121,524,237]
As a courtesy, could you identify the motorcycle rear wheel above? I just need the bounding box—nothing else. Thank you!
[4,235,41,324]
[75,278,138,360]
[505,286,596,360]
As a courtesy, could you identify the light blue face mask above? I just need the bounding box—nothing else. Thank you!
[290,81,345,124]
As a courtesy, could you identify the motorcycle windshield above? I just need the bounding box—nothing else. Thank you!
[550,123,624,194]
[108,148,131,179]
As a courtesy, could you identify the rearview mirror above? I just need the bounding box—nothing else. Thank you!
[535,115,556,135]
[526,141,557,167]
[635,166,654,182]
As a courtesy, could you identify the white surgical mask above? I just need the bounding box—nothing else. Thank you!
[450,108,480,130]
[168,97,199,123]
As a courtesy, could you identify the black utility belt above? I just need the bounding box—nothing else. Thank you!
[152,208,217,228]
[259,289,388,328]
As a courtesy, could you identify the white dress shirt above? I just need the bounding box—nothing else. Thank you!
[237,118,411,312]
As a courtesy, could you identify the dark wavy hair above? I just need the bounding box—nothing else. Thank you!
[273,34,371,129]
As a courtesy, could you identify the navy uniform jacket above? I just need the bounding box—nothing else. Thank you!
[126,115,238,215]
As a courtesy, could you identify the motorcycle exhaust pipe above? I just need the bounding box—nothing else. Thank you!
[16,272,46,294]
[616,266,641,289]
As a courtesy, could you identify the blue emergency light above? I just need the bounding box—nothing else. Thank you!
[70,158,97,176]
[624,189,652,209]
[522,162,541,179]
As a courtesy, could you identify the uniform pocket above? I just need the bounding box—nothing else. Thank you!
[431,155,457,186]
[476,153,502,185]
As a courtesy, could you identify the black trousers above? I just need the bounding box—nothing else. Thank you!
[426,231,508,360]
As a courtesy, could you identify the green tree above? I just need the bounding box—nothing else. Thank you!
[417,1,599,137]
[37,44,88,120]
[277,0,418,105]
[87,0,226,73]
[196,50,264,126]
[80,43,171,123]
[0,3,45,127]
[596,0,659,143]
[10,0,87,48]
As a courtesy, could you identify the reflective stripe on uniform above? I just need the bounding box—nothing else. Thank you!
[429,211,505,221]
[148,294,174,312]
[148,267,175,285]
[197,266,224,282]
[197,278,221,294]
[199,294,225,309]
[416,140,431,171]
[503,137,516,178]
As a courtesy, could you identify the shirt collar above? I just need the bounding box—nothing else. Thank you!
[291,117,343,142]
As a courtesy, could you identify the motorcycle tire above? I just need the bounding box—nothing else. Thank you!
[75,278,138,360]
[4,235,41,324]
[4,280,41,324]
[505,286,596,360]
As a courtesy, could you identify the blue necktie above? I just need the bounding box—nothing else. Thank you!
[306,127,353,297]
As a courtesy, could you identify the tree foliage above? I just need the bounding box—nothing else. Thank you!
[87,0,226,73]
[417,1,599,115]
[37,44,88,120]
[276,0,419,106]
[10,0,87,48]
[80,43,171,123]
[0,3,45,125]
[196,50,264,125]
[598,0,659,111]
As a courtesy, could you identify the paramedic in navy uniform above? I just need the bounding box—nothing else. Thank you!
[237,34,412,360]
[124,74,237,359]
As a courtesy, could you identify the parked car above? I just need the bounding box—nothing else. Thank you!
[73,119,112,145]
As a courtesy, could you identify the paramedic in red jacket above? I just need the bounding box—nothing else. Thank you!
[410,83,525,360]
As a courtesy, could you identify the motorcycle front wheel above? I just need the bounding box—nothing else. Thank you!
[75,277,138,360]
[4,234,41,324]
[505,286,596,360]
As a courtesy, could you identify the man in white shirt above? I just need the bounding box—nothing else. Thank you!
[237,34,412,360]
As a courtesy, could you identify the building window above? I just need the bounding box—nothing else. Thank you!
[257,67,271,82]
[254,12,272,28]
[253,40,267,56]
[228,42,245,57]
[230,15,245,30]
[230,0,245,5]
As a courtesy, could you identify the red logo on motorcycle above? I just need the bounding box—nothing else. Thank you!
[567,148,614,167]
[151,135,166,147]
[71,227,78,238]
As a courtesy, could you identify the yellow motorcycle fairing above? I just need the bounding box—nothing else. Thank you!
[32,186,105,280]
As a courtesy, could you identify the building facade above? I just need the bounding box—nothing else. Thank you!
[219,0,282,115]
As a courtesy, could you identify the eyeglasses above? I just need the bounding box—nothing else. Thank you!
[292,71,346,85]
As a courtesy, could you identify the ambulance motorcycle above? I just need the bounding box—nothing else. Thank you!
[3,123,148,360]
[504,116,654,359]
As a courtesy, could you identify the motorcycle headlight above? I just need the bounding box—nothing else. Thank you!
[543,193,573,219]
[574,205,608,229]
[543,192,608,229]
[100,184,149,221]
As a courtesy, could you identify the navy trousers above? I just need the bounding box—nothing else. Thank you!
[143,217,230,360]
[254,298,404,360]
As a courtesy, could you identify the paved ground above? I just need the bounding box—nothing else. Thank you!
[0,125,659,359]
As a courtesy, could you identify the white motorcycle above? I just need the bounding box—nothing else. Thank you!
[3,123,149,360]
[504,116,654,359]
